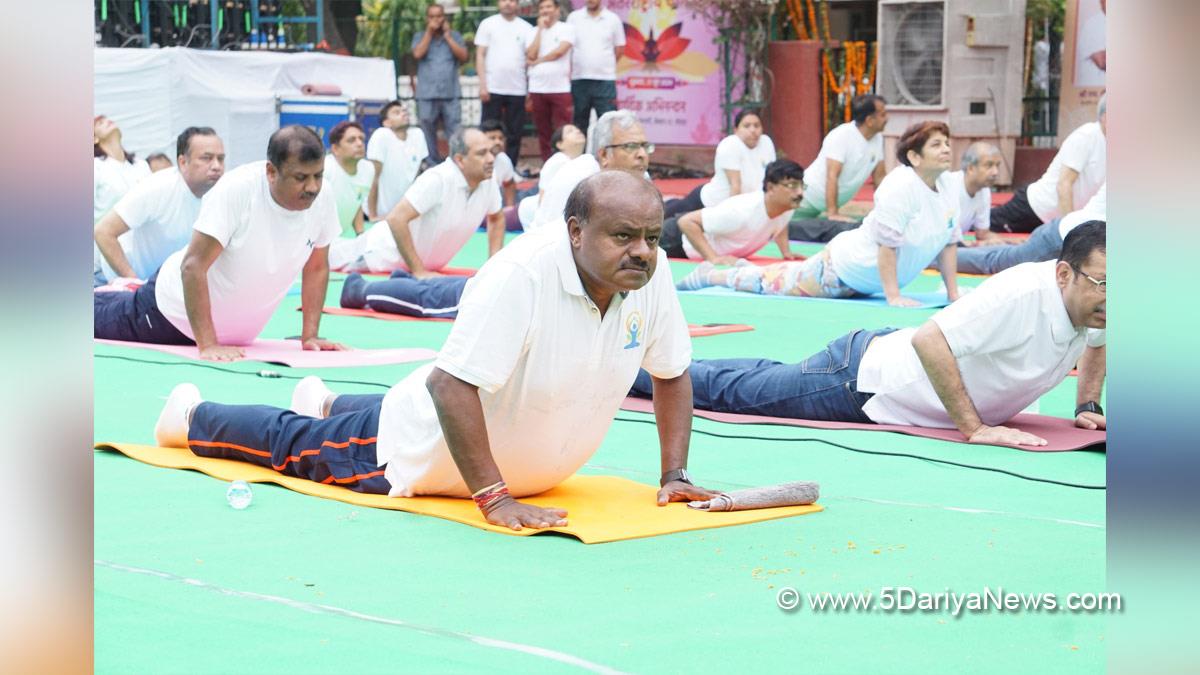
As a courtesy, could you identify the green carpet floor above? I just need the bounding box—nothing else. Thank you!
[95,234,1106,673]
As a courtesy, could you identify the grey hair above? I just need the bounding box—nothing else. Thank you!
[449,127,473,158]
[592,110,641,158]
[1097,93,1107,120]
[961,141,1000,169]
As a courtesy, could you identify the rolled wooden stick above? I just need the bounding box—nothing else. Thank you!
[688,481,820,511]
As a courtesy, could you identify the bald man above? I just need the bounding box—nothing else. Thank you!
[153,171,720,531]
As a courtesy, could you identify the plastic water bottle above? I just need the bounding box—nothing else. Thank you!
[226,480,253,509]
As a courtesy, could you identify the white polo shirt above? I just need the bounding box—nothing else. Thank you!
[366,127,428,217]
[154,161,340,345]
[375,232,692,497]
[359,159,502,272]
[801,122,884,211]
[682,191,793,260]
[528,21,575,94]
[827,166,959,295]
[857,260,1106,428]
[475,14,536,96]
[700,134,777,207]
[1026,121,1106,223]
[101,168,203,281]
[567,8,625,81]
[1058,183,1106,240]
[941,170,991,235]
[323,155,375,237]
[530,154,600,233]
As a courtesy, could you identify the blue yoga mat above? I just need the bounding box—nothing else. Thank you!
[679,285,952,309]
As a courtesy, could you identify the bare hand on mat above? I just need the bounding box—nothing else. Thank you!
[1074,411,1106,431]
[657,480,723,506]
[968,424,1048,447]
[301,337,348,351]
[486,497,569,531]
[199,344,245,361]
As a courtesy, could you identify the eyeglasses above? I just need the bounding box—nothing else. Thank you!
[605,142,655,154]
[1071,264,1107,293]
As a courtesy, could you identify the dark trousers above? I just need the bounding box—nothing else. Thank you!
[570,79,617,137]
[189,393,391,494]
[663,185,705,219]
[481,94,526,166]
[788,218,860,243]
[94,270,193,344]
[954,218,1064,275]
[416,97,461,164]
[530,92,574,161]
[989,186,1044,233]
[344,270,468,319]
[630,328,897,422]
[659,217,688,258]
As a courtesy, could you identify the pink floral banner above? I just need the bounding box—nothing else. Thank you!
[571,1,724,145]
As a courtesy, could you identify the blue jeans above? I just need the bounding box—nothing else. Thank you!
[629,328,896,422]
[189,393,390,495]
[417,98,461,164]
[955,219,1063,275]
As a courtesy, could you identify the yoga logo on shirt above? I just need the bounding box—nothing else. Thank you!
[623,311,644,350]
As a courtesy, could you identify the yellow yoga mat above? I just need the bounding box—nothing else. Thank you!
[96,443,822,544]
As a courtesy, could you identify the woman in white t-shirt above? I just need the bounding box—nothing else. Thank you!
[664,110,777,217]
[93,114,151,223]
[678,121,962,307]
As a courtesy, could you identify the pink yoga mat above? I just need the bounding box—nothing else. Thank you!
[95,339,436,368]
[619,397,1104,452]
[301,83,342,96]
[316,306,753,337]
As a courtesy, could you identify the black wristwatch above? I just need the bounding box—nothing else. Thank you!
[660,468,693,487]
[1074,401,1104,417]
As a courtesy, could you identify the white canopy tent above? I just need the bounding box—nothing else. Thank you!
[93,48,396,168]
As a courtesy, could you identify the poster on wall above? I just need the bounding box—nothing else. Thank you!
[1073,0,1107,88]
[571,1,723,145]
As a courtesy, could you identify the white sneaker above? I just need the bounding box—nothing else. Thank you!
[154,383,201,448]
[290,376,335,418]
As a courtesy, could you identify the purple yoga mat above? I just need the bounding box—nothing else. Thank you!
[620,397,1104,453]
[95,339,436,368]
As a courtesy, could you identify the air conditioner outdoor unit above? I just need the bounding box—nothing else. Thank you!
[876,0,1027,182]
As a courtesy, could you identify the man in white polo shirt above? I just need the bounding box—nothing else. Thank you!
[94,126,345,362]
[330,127,506,277]
[94,127,225,283]
[634,222,1108,447]
[528,109,651,233]
[154,171,720,530]
[663,159,804,264]
[526,0,575,161]
[323,121,375,238]
[941,141,1004,246]
[475,0,536,166]
[990,95,1106,233]
[567,0,625,138]
[794,94,887,222]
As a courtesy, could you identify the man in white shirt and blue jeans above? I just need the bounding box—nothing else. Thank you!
[153,171,721,530]
[633,221,1108,447]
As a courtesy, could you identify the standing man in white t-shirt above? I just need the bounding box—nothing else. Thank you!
[331,127,506,277]
[153,171,721,530]
[567,0,625,139]
[991,94,1107,233]
[795,94,888,222]
[94,127,225,283]
[366,101,429,219]
[323,121,376,238]
[475,0,536,166]
[664,159,804,264]
[94,126,345,361]
[637,222,1108,448]
[526,0,575,161]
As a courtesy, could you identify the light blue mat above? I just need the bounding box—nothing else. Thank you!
[679,285,951,308]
